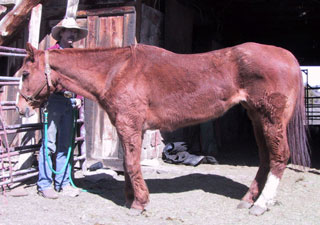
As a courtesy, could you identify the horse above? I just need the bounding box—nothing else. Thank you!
[16,42,310,216]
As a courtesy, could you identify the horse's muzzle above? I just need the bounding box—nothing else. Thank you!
[16,106,35,118]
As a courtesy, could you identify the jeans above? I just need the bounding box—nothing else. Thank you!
[37,93,74,191]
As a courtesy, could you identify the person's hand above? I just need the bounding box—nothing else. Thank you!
[71,98,82,109]
[74,98,82,109]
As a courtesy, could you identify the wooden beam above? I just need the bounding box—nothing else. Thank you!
[0,0,16,5]
[123,10,136,46]
[0,5,7,16]
[28,4,42,49]
[77,6,135,17]
[86,15,98,48]
[65,0,79,19]
[0,0,48,46]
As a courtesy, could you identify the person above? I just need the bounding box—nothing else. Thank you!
[37,17,88,199]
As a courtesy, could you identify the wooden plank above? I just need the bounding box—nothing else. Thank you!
[123,10,136,46]
[38,34,49,50]
[83,8,136,170]
[102,158,124,172]
[83,16,98,160]
[91,12,123,156]
[65,0,79,19]
[0,0,16,5]
[110,16,124,47]
[72,18,87,48]
[77,6,135,18]
[28,4,42,49]
[86,15,98,48]
[98,17,108,47]
[98,16,123,48]
[0,5,7,15]
[84,14,127,167]
[93,108,121,159]
[0,0,48,45]
[95,15,123,159]
[135,0,141,43]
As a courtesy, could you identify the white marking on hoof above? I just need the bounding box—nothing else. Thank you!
[249,205,267,216]
[254,173,280,211]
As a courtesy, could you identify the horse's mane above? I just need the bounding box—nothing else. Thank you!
[48,44,135,55]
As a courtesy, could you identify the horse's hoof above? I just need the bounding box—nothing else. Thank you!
[127,208,145,216]
[249,205,267,216]
[237,201,252,209]
[124,201,132,209]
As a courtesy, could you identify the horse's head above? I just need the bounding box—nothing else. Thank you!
[16,43,53,117]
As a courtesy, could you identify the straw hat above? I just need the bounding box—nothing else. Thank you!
[51,17,88,42]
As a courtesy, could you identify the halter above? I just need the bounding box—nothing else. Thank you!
[19,51,53,104]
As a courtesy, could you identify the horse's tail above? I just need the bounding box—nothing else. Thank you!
[287,70,311,167]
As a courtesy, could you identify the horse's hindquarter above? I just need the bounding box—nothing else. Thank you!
[139,45,243,131]
[233,43,301,118]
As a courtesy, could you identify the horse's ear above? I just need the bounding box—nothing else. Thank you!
[26,42,36,62]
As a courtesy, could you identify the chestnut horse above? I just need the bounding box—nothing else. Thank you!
[16,42,309,215]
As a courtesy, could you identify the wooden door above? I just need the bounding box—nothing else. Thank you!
[78,6,136,171]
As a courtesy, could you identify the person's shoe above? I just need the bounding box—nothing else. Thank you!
[38,188,58,199]
[60,185,80,197]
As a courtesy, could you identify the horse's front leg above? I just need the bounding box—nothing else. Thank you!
[116,118,149,212]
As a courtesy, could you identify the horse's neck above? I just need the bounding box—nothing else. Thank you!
[49,49,116,101]
[50,48,131,100]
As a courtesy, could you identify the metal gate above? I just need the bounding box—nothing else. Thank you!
[0,46,42,189]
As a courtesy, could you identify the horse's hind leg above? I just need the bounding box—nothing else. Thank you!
[237,118,270,209]
[240,94,291,215]
[249,120,290,216]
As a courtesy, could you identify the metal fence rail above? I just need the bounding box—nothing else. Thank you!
[304,68,320,125]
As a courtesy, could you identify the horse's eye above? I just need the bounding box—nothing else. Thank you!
[22,71,29,79]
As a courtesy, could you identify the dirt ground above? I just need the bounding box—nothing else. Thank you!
[1,160,320,225]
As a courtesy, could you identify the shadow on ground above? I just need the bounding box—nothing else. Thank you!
[74,172,248,208]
